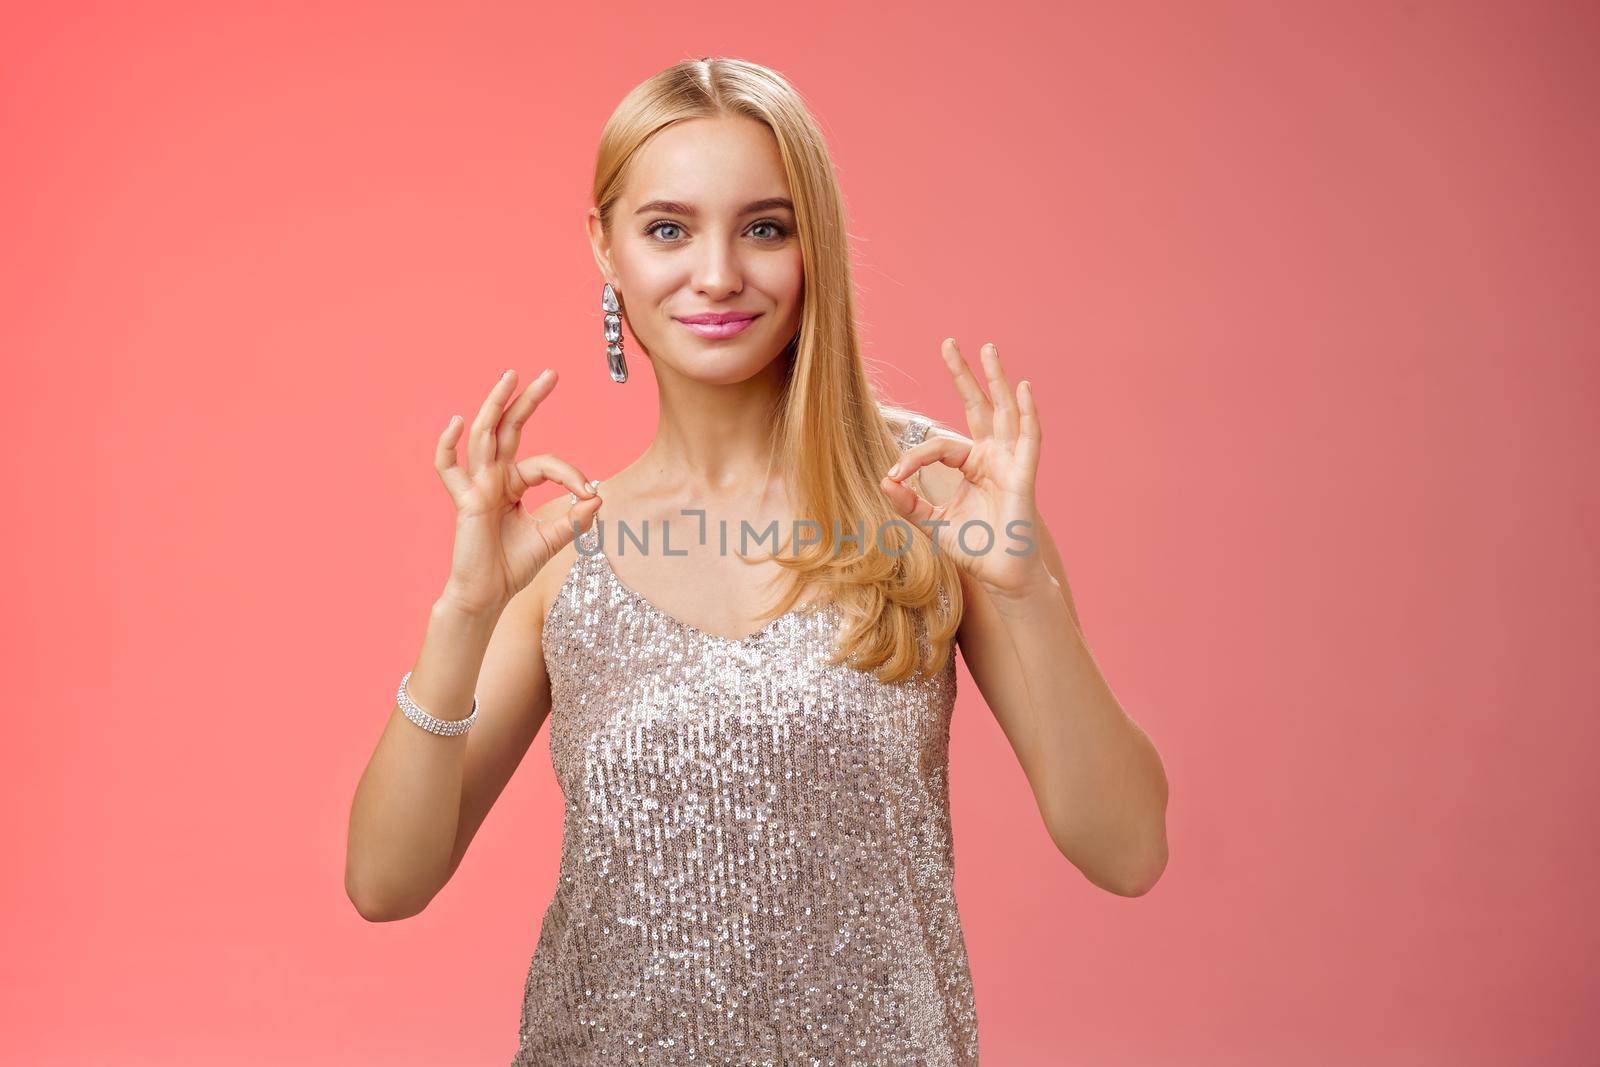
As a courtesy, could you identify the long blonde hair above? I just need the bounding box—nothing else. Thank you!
[592,57,963,683]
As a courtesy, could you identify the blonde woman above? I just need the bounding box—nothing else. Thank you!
[346,56,1168,1065]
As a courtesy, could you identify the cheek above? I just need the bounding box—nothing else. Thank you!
[618,260,679,301]
[755,253,805,307]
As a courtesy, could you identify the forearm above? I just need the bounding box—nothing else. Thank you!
[345,593,504,921]
[990,570,1169,895]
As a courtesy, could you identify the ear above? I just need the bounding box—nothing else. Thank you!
[585,209,618,288]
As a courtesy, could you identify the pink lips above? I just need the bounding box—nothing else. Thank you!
[675,312,761,340]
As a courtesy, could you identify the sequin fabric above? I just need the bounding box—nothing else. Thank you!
[513,419,978,1066]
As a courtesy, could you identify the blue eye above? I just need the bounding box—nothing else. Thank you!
[644,219,791,244]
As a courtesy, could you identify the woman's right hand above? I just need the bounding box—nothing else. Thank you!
[433,368,602,615]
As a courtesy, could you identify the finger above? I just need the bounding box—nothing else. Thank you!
[434,414,472,502]
[467,369,519,473]
[981,343,1017,444]
[540,495,601,547]
[497,368,556,460]
[527,493,603,556]
[1016,379,1042,488]
[939,338,994,439]
[887,434,975,485]
[880,475,937,525]
[511,453,599,504]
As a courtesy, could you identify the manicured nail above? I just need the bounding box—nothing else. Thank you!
[887,464,901,478]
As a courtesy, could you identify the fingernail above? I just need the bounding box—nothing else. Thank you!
[887,464,901,478]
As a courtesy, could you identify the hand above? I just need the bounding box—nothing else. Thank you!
[433,368,602,614]
[880,339,1048,600]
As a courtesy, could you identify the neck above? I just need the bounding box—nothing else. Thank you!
[636,355,791,503]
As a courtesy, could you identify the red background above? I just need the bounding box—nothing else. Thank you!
[4,1,1597,1063]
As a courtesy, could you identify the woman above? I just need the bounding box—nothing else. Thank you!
[346,57,1169,1066]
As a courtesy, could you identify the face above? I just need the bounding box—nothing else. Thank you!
[588,115,805,386]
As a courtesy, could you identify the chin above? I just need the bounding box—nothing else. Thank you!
[667,348,787,386]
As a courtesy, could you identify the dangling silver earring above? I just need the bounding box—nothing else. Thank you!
[602,283,627,383]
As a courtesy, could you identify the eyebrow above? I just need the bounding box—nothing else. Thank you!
[633,197,795,217]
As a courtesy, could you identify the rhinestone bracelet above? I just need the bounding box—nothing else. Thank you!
[397,670,478,736]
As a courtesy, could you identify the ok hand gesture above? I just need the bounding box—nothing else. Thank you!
[880,339,1048,600]
[434,369,602,615]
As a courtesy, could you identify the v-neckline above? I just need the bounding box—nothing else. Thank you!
[588,543,818,646]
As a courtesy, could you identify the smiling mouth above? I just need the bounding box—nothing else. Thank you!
[675,314,762,340]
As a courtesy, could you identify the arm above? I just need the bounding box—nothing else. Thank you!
[927,452,1168,896]
[882,339,1168,898]
[344,502,566,922]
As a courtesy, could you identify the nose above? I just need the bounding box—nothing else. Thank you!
[690,235,743,300]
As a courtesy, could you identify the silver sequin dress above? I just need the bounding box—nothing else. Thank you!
[513,419,979,1066]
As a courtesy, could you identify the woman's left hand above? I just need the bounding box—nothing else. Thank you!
[880,338,1051,602]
